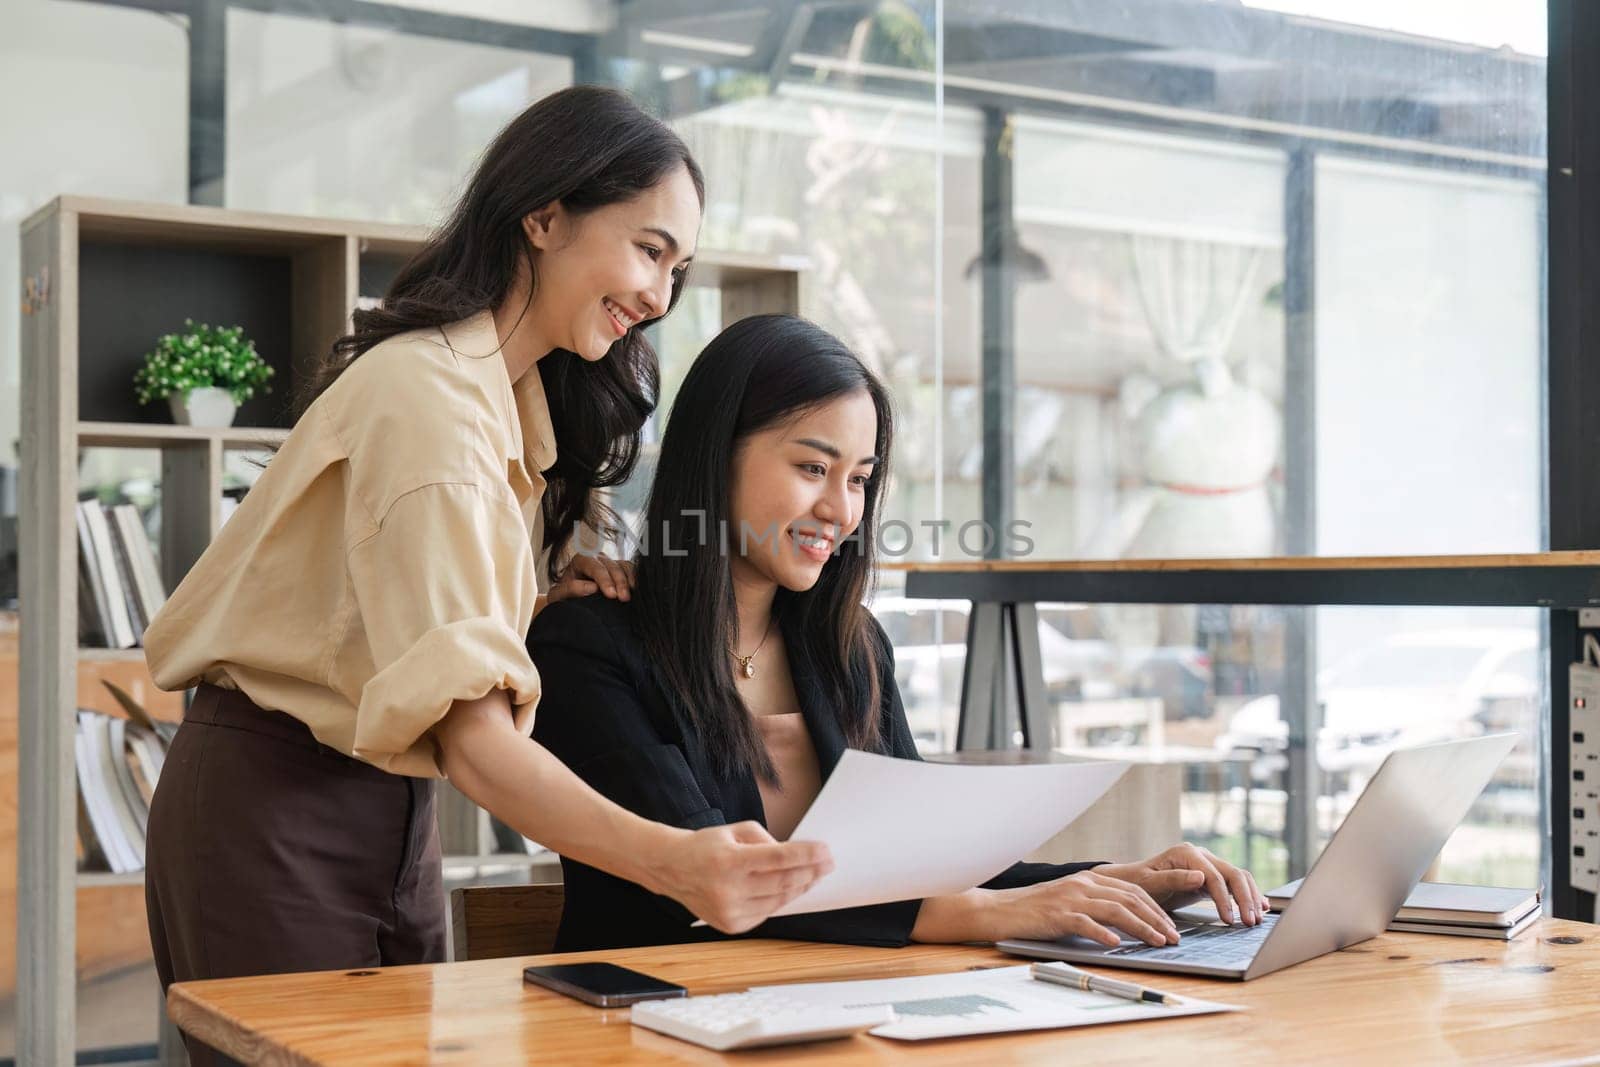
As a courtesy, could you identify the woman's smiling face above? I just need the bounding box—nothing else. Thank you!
[726,390,881,594]
[523,163,701,361]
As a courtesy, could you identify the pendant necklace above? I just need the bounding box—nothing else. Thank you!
[732,615,775,679]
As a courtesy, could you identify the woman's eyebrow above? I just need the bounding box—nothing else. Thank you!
[795,437,879,465]
[795,437,840,459]
[641,226,693,261]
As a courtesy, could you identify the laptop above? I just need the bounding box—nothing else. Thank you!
[997,732,1519,981]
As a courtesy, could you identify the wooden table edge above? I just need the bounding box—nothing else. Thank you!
[169,982,316,1067]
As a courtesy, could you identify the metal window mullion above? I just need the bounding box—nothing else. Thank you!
[979,107,1015,563]
[1281,145,1319,878]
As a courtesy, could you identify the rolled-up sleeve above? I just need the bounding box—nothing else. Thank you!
[347,481,541,772]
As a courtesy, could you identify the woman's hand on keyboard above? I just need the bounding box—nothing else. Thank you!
[1096,843,1271,926]
[912,870,1182,946]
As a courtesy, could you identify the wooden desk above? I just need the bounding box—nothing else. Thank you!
[169,920,1600,1065]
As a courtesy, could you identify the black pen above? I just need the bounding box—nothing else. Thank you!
[1030,961,1178,1005]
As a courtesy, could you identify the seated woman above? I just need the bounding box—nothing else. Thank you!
[529,314,1267,953]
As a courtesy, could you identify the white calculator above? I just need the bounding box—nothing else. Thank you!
[629,989,894,1051]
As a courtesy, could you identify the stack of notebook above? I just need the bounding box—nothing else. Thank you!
[1267,880,1541,941]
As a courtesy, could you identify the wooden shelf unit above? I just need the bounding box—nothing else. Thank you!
[77,421,291,448]
[16,194,806,1062]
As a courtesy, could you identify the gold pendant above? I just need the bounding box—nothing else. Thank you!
[739,657,756,679]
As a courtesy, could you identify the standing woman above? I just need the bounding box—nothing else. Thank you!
[141,86,830,1037]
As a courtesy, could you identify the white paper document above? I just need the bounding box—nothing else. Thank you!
[753,965,1240,1040]
[771,750,1126,917]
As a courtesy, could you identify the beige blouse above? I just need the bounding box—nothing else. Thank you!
[753,713,823,841]
[144,311,553,778]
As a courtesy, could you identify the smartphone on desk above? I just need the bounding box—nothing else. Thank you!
[522,962,688,1008]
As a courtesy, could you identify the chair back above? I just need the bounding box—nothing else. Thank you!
[450,882,565,961]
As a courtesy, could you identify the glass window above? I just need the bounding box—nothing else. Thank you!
[1045,603,1545,892]
[981,10,1543,563]
[226,8,573,221]
[885,1,1544,897]
[1009,121,1288,560]
[1314,157,1542,556]
[668,80,958,553]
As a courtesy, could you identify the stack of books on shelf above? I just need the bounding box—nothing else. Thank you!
[77,500,165,649]
[75,684,177,874]
[1268,879,1541,940]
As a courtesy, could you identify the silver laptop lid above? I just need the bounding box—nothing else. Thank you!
[1246,732,1518,979]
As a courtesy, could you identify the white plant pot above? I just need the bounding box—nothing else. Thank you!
[169,387,238,428]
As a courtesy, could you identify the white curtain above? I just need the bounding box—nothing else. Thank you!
[1129,235,1262,379]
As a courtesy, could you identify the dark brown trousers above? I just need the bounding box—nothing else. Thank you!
[145,684,445,1064]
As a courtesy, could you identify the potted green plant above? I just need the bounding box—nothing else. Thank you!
[134,320,275,428]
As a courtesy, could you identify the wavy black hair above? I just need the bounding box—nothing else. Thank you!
[301,85,703,577]
[634,315,895,781]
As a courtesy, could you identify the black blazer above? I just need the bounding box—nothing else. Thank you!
[528,594,1097,952]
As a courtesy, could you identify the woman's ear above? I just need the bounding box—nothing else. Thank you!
[522,202,565,251]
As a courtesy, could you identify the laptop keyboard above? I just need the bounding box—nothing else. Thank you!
[1099,913,1279,969]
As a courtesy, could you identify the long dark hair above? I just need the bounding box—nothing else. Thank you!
[302,85,704,577]
[634,315,895,781]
